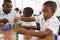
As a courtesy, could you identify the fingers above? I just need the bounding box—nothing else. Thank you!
[13,27,20,33]
[0,18,9,24]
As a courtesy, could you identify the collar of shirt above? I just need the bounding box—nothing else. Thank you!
[46,15,58,22]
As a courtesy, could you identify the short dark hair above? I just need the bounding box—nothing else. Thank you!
[43,1,57,11]
[15,8,19,11]
[24,7,34,16]
[3,0,12,6]
[3,0,12,3]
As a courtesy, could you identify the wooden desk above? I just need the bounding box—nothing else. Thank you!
[0,25,54,40]
[18,33,54,40]
[0,26,16,40]
[38,34,54,40]
[21,30,54,40]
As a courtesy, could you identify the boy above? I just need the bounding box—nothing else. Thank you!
[17,7,37,40]
[14,1,60,39]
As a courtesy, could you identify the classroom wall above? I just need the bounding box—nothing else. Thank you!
[0,0,60,16]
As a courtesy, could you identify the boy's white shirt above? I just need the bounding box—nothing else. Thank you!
[0,9,18,24]
[19,16,37,28]
[35,14,60,35]
[18,16,37,40]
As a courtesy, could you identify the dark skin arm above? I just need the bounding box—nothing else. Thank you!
[21,17,35,22]
[14,17,20,24]
[19,26,37,30]
[14,27,52,38]
[0,18,9,24]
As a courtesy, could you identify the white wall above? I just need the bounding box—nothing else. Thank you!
[55,0,60,16]
[14,0,48,14]
[0,0,3,9]
[0,0,60,16]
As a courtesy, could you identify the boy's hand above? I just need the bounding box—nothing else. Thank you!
[14,17,20,23]
[2,19,9,24]
[21,17,35,22]
[0,18,9,24]
[13,27,20,33]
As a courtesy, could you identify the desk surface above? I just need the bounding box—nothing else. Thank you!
[0,26,54,40]
[18,33,54,40]
[0,30,54,40]
[0,25,16,40]
[38,34,54,40]
[0,29,16,40]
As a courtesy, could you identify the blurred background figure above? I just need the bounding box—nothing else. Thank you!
[15,8,20,17]
[15,8,19,13]
[15,8,22,17]
[19,10,22,16]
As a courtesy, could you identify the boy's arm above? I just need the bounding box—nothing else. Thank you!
[19,26,37,30]
[14,27,52,38]
[14,17,20,24]
[21,17,35,22]
[0,18,9,24]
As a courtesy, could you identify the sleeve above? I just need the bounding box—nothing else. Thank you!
[46,21,60,35]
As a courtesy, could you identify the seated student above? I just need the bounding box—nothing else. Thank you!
[14,1,60,39]
[0,0,19,24]
[0,0,19,40]
[17,7,37,40]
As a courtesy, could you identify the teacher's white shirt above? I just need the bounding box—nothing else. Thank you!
[0,9,18,24]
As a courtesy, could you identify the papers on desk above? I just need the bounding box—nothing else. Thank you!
[0,34,4,38]
[0,34,4,40]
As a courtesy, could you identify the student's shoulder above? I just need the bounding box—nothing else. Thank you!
[52,16,59,21]
[50,15,60,23]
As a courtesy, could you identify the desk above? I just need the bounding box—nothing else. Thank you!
[18,33,54,40]
[0,26,16,40]
[18,30,54,40]
[38,34,54,40]
[0,30,54,40]
[0,25,54,40]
